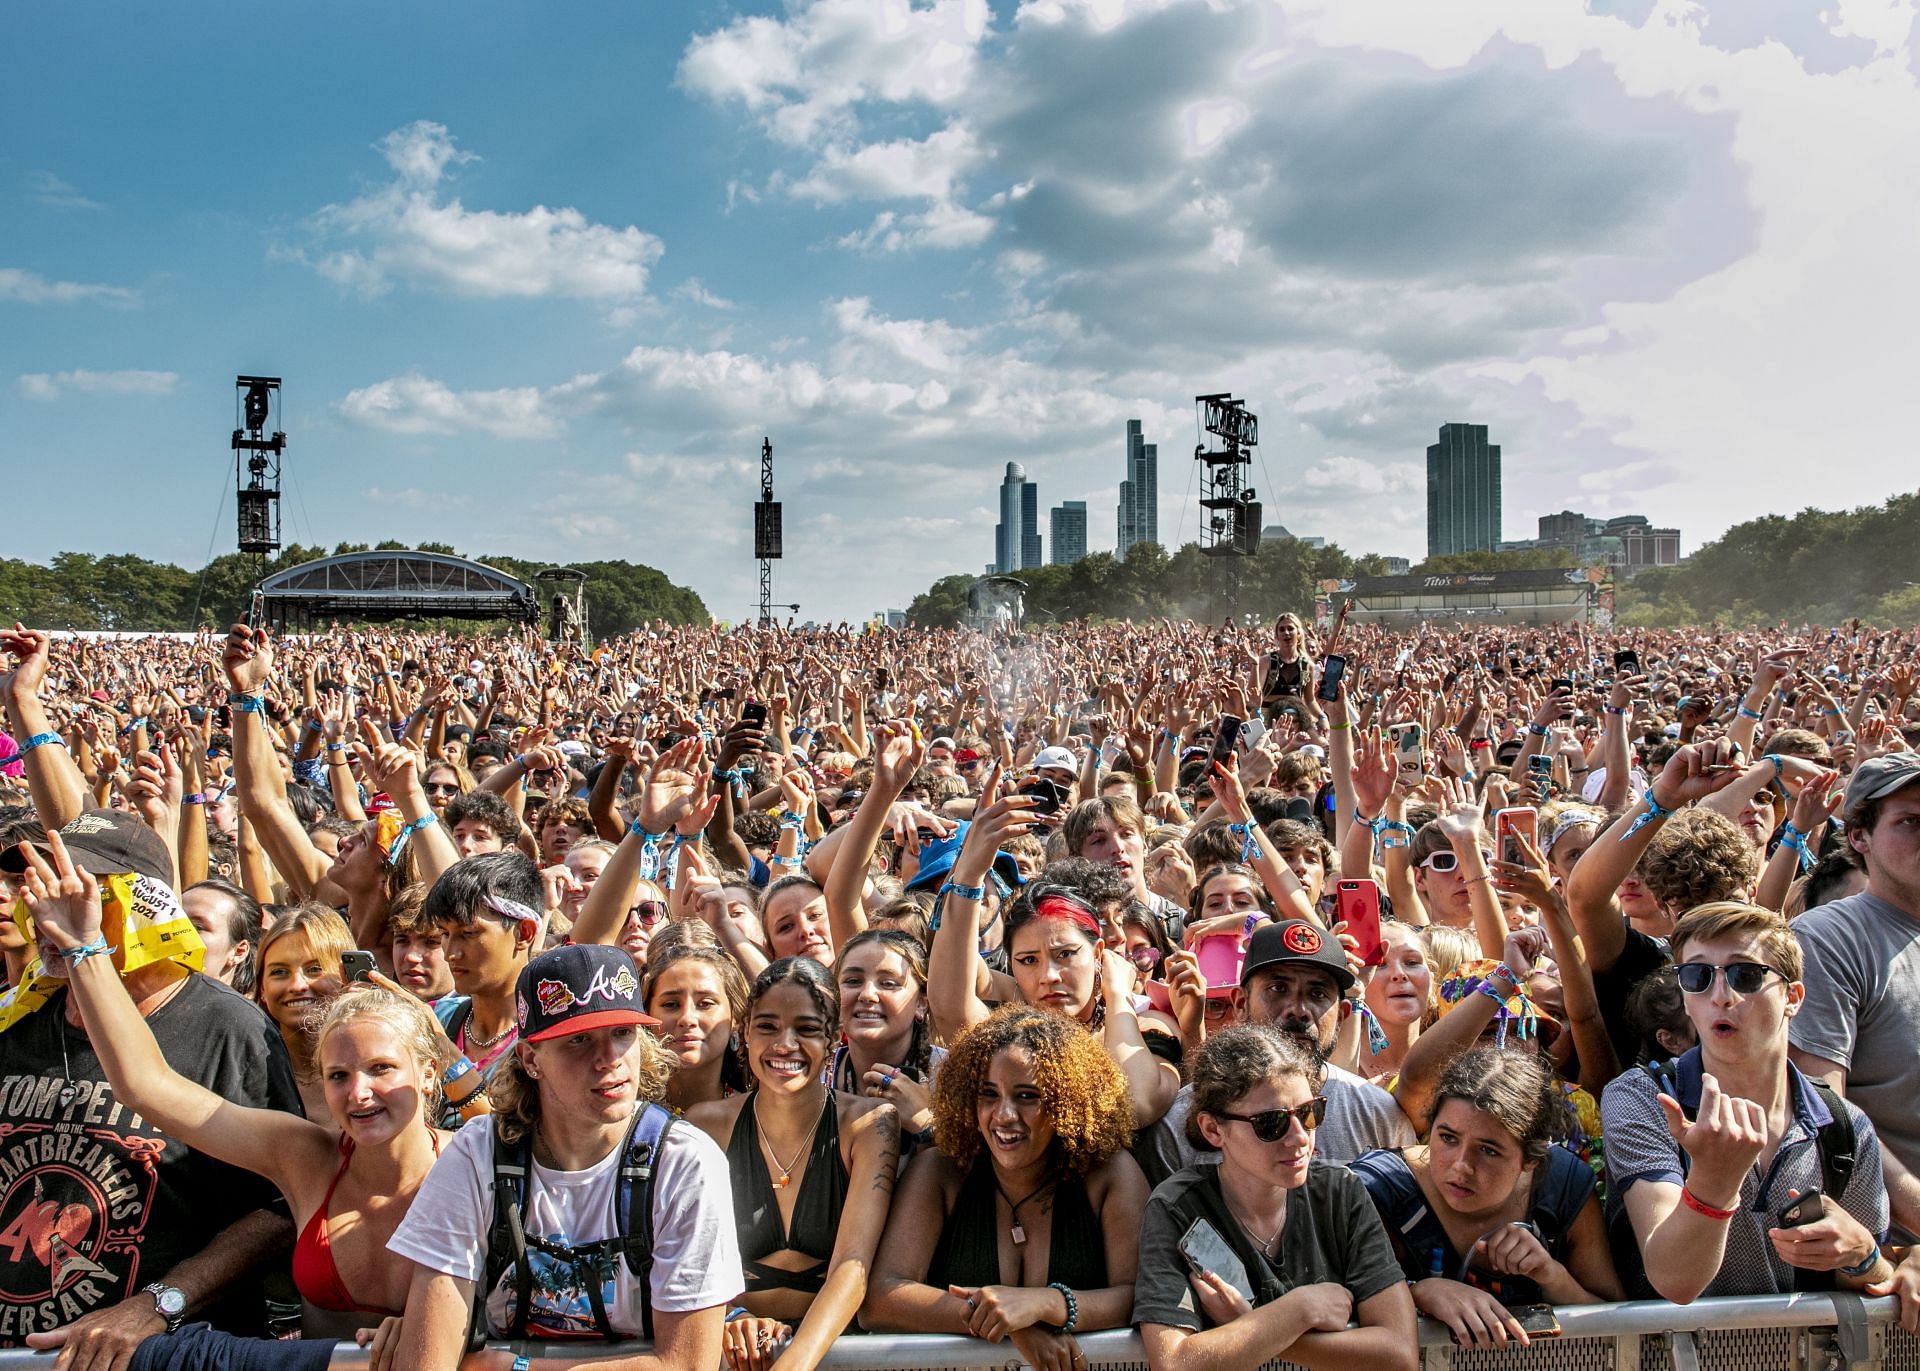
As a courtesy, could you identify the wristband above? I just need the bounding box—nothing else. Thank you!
[120,717,147,736]
[56,935,111,967]
[229,694,268,715]
[1329,720,1352,731]
[1738,706,1764,720]
[1468,738,1492,750]
[1356,813,1381,831]
[939,880,986,903]
[1049,1282,1080,1335]
[443,1057,478,1088]
[725,1308,751,1324]
[1620,791,1676,842]
[1603,705,1624,716]
[1680,1185,1738,1221]
[1839,1245,1882,1279]
[183,792,208,806]
[1527,723,1551,738]
[13,731,66,760]
[305,718,325,733]
[512,1358,531,1371]
[326,742,349,756]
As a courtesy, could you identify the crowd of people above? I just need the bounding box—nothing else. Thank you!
[0,607,1917,1371]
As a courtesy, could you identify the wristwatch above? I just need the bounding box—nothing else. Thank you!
[145,1282,187,1333]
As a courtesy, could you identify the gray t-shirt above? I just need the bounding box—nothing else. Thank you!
[1790,891,1920,1185]
[1147,1065,1415,1184]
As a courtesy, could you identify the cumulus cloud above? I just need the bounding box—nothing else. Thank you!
[0,268,138,306]
[338,372,561,439]
[788,124,986,203]
[17,369,177,400]
[302,122,664,302]
[25,172,101,210]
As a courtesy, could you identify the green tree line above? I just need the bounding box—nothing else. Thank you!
[904,493,1920,628]
[0,542,708,636]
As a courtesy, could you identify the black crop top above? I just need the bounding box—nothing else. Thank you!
[927,1156,1108,1292]
[726,1093,848,1295]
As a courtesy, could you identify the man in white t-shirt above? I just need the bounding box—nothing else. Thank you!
[391,943,743,1368]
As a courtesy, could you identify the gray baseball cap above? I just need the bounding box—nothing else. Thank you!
[1844,754,1920,820]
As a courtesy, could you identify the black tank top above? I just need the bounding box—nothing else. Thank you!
[927,1156,1108,1291]
[726,1093,848,1294]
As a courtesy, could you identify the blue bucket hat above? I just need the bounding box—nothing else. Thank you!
[905,821,1024,893]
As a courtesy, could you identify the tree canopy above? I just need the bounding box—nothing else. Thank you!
[0,544,708,636]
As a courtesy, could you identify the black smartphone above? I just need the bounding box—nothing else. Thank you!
[1021,777,1070,816]
[873,667,891,692]
[1316,654,1347,703]
[1178,1217,1255,1306]
[1614,649,1641,675]
[740,700,769,729]
[340,950,377,984]
[1212,715,1244,763]
[1777,1189,1825,1229]
[1510,1304,1562,1338]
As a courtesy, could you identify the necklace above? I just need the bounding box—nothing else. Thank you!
[57,1025,77,1110]
[1223,1193,1286,1256]
[755,1093,825,1190]
[995,1175,1056,1246]
[465,1014,516,1053]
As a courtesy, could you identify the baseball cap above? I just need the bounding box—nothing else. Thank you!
[1845,754,1920,818]
[930,736,957,752]
[1,808,172,886]
[515,944,659,1042]
[1240,919,1355,993]
[1032,745,1077,774]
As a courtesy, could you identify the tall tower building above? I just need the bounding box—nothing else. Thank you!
[994,462,1040,572]
[1050,501,1087,565]
[1425,423,1503,558]
[1117,419,1158,554]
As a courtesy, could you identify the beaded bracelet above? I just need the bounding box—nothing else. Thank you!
[1049,1282,1080,1335]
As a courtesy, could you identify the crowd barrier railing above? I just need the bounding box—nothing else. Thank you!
[0,1293,1890,1371]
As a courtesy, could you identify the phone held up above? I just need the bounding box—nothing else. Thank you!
[1316,654,1347,704]
[1212,715,1244,764]
[1335,879,1384,967]
[1494,808,1538,868]
[340,950,378,984]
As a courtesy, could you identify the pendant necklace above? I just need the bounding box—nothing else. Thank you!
[58,1029,77,1109]
[1224,1194,1285,1257]
[996,1176,1056,1246]
[755,1096,824,1190]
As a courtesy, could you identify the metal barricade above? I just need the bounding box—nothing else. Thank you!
[0,1296,1897,1369]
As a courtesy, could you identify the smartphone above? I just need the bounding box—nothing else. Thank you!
[1212,715,1244,764]
[740,700,769,729]
[1614,649,1641,675]
[1390,722,1424,783]
[873,667,891,693]
[1527,753,1554,782]
[340,950,377,984]
[1178,1217,1255,1306]
[1336,879,1384,967]
[1510,1305,1562,1339]
[1022,777,1070,817]
[1316,654,1347,703]
[1495,808,1538,867]
[1777,1189,1826,1229]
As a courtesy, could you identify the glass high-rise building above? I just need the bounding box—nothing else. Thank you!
[1050,501,1087,565]
[994,462,1041,572]
[1426,423,1502,557]
[1117,419,1158,554]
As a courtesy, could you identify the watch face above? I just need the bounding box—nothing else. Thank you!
[156,1287,186,1315]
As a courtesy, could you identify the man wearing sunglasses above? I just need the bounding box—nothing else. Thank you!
[1601,902,1889,1304]
[1143,920,1414,1185]
[1790,753,1920,1329]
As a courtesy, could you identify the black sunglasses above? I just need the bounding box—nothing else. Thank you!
[1213,1097,1327,1141]
[1675,962,1784,995]
[630,900,668,926]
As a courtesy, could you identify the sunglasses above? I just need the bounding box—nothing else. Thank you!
[1418,850,1492,873]
[1213,1097,1327,1141]
[1675,961,1785,995]
[1128,946,1164,971]
[630,900,668,927]
[424,781,461,794]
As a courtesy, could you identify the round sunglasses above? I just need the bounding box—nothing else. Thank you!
[1212,1096,1327,1141]
[1675,961,1785,995]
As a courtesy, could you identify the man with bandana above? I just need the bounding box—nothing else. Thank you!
[0,810,300,1362]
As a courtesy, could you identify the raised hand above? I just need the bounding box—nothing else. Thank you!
[0,623,52,701]
[222,623,274,696]
[15,830,103,956]
[1658,1073,1766,1204]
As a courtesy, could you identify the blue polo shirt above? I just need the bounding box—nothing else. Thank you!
[1600,1046,1888,1296]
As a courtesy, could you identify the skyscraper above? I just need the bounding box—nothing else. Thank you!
[1117,419,1158,554]
[994,462,1041,572]
[1425,423,1503,557]
[1050,501,1087,565]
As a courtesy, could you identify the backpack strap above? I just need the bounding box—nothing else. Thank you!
[484,1120,535,1343]
[614,1102,677,1341]
[1807,1081,1858,1200]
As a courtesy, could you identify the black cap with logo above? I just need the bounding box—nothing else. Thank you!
[515,944,660,1042]
[1,808,173,886]
[1240,919,1356,994]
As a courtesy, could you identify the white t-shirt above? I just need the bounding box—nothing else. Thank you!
[389,1114,743,1339]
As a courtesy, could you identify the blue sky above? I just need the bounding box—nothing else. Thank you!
[8,0,1919,624]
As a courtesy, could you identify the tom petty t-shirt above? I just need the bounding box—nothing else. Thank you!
[0,976,298,1343]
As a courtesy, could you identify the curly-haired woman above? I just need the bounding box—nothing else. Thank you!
[865,1005,1148,1371]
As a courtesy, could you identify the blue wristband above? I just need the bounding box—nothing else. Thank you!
[56,935,111,966]
[1738,706,1764,720]
[228,693,267,715]
[13,731,65,760]
[939,880,986,903]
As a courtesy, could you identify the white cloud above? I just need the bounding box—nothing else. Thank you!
[303,122,664,302]
[0,268,138,306]
[788,124,986,203]
[674,278,738,310]
[338,372,561,439]
[836,200,996,252]
[25,172,101,210]
[17,369,176,400]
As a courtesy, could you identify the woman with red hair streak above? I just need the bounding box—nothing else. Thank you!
[930,794,1182,1128]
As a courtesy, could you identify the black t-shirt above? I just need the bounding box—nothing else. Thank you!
[0,975,300,1344]
[1593,926,1671,1065]
[1134,1162,1403,1332]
